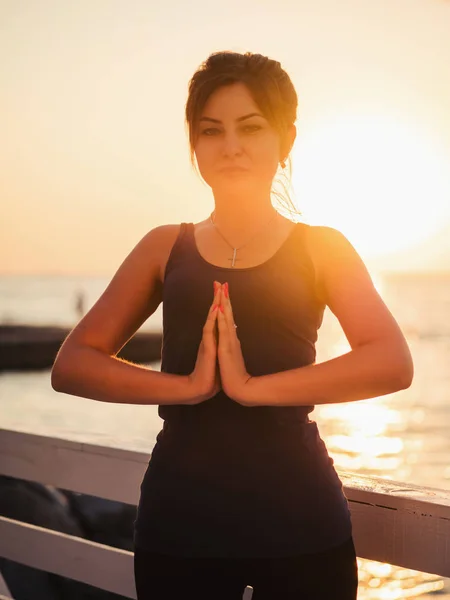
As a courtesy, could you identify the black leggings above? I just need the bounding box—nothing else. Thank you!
[134,536,358,600]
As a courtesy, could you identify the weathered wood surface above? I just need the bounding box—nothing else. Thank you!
[0,515,136,598]
[1,428,450,579]
[0,428,148,505]
[340,471,450,577]
[0,516,254,600]
[0,325,162,371]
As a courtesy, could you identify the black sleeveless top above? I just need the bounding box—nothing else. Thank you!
[133,222,353,558]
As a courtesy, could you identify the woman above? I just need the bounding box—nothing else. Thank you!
[52,51,414,599]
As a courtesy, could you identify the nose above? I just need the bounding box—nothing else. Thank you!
[221,130,244,158]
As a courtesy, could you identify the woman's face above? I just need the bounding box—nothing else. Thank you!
[193,82,284,193]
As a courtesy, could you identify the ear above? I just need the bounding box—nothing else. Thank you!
[280,124,297,162]
[286,123,297,155]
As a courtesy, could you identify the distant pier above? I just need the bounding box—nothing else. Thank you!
[0,325,162,371]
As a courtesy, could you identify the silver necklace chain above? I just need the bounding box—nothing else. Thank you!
[209,209,279,267]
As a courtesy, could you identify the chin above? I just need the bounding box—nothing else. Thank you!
[218,181,255,193]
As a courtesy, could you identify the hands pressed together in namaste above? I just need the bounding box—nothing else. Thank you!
[188,281,253,406]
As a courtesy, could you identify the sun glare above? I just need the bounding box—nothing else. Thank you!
[316,399,408,475]
[291,114,450,258]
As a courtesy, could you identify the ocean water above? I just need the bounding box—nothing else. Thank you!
[1,272,450,599]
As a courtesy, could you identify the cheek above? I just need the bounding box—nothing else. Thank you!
[195,141,216,168]
[195,147,218,185]
[252,133,280,163]
[194,146,210,173]
[253,143,280,174]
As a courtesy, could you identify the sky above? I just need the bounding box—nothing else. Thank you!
[2,0,450,276]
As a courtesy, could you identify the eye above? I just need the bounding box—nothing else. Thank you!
[200,125,262,136]
[201,128,220,136]
[243,125,262,133]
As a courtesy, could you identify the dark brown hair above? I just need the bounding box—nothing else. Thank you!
[185,50,301,219]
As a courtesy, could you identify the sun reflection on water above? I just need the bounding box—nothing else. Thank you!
[313,335,444,598]
[318,401,406,474]
[356,559,445,599]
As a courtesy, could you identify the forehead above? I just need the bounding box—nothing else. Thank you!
[201,82,260,117]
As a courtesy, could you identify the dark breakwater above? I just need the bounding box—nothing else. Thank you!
[0,325,162,371]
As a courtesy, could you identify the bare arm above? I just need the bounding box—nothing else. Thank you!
[51,225,200,406]
[241,226,414,407]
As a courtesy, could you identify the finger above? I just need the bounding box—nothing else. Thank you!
[204,284,221,332]
[212,282,222,342]
[220,282,236,334]
[216,301,229,341]
[217,300,236,354]
[213,280,222,304]
[210,280,222,310]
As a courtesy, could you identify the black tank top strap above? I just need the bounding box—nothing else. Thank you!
[163,222,192,281]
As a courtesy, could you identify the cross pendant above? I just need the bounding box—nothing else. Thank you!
[229,248,240,268]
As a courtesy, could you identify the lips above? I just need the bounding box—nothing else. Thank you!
[220,166,248,172]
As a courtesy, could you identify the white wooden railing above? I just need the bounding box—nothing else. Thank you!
[1,427,450,599]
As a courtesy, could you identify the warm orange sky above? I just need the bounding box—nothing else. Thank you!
[2,0,450,275]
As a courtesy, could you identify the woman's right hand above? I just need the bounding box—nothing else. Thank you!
[187,281,222,405]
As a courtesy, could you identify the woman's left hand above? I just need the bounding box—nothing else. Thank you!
[217,282,253,405]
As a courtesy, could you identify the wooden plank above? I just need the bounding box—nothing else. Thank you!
[0,516,136,599]
[2,428,450,576]
[0,428,149,505]
[349,497,450,576]
[0,517,255,600]
[340,472,450,575]
[3,428,450,512]
[341,472,450,519]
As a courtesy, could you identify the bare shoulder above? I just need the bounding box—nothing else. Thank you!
[303,224,405,349]
[303,224,364,264]
[144,223,181,242]
[302,224,373,295]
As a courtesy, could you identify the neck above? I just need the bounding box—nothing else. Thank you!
[211,196,275,236]
[210,206,278,254]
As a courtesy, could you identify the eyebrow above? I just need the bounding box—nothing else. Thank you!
[198,112,264,124]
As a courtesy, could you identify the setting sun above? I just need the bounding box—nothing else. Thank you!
[291,114,450,258]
